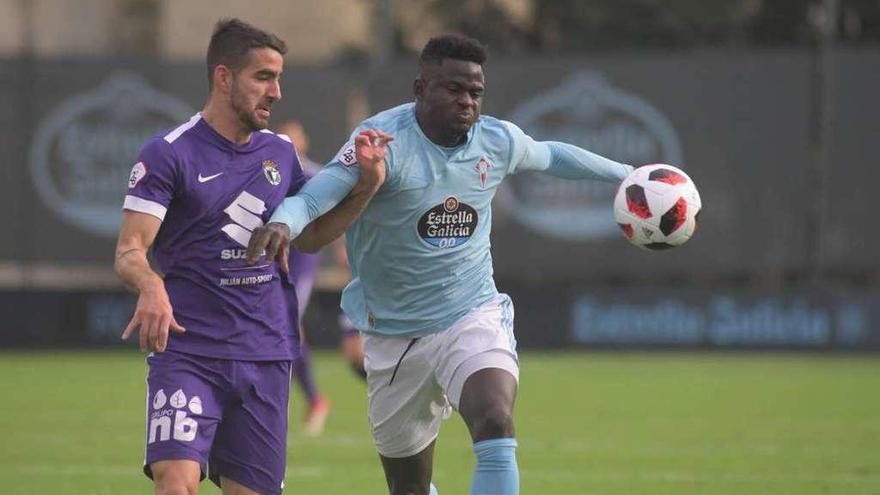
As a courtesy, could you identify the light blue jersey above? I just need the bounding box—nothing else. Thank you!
[271,103,633,337]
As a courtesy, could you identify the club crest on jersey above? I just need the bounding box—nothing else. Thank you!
[128,161,147,188]
[262,160,281,185]
[475,157,492,188]
[417,196,478,249]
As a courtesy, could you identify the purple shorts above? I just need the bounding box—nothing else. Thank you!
[144,350,291,495]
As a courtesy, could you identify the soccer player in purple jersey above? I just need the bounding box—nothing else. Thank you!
[114,19,384,495]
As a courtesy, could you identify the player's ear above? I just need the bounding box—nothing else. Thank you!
[214,65,233,94]
[413,76,424,101]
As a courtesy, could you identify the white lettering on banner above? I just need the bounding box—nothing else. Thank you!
[570,295,845,346]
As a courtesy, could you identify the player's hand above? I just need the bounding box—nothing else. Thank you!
[121,282,185,352]
[354,129,393,189]
[246,222,291,273]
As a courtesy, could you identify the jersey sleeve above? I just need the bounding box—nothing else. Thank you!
[502,120,634,183]
[270,121,400,237]
[122,137,179,221]
[286,151,308,197]
[269,130,366,238]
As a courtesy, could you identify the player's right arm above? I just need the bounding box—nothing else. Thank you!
[115,137,185,352]
[114,211,185,352]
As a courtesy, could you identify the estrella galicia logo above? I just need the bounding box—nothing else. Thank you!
[29,72,194,237]
[417,196,478,249]
[499,72,683,241]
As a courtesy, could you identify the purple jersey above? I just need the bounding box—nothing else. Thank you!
[124,114,306,360]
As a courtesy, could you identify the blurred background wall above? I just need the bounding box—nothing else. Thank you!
[0,0,878,349]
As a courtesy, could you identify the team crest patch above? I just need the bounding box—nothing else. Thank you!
[417,196,478,249]
[475,157,492,188]
[335,144,357,167]
[262,160,281,185]
[128,161,147,188]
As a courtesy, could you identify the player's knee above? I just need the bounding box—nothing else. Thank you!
[154,480,198,495]
[389,480,431,495]
[153,470,199,495]
[471,405,515,441]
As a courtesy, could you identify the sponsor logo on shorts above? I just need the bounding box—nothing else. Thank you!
[417,196,478,248]
[148,388,201,444]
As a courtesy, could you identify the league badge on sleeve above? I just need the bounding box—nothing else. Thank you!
[128,161,147,188]
[262,160,281,186]
[335,144,357,167]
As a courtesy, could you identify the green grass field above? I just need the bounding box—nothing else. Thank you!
[0,351,878,494]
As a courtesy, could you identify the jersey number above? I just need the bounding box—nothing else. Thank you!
[222,191,266,247]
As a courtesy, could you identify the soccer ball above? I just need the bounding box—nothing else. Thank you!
[613,164,701,250]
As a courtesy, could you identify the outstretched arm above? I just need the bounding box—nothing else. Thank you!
[505,121,633,182]
[114,211,185,352]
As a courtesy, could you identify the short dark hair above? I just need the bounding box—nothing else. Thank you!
[206,18,287,90]
[419,33,488,68]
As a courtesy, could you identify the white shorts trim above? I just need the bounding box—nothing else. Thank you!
[363,294,519,458]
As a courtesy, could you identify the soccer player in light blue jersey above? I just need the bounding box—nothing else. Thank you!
[247,34,634,495]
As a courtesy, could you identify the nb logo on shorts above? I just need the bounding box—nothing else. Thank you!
[148,389,202,444]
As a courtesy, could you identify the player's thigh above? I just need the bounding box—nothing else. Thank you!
[209,360,291,495]
[341,330,364,360]
[363,333,448,458]
[438,293,520,411]
[145,351,228,480]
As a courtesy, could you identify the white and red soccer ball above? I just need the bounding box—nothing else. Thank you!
[613,164,701,250]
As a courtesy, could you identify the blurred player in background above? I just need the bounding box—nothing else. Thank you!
[276,120,364,437]
[277,120,366,383]
[276,120,330,437]
[248,34,633,495]
[114,18,382,495]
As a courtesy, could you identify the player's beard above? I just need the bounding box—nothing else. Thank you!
[230,83,267,132]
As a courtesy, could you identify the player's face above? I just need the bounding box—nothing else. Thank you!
[230,47,283,131]
[415,59,484,145]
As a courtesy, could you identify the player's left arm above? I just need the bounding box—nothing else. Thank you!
[504,121,634,182]
[246,130,392,266]
[294,129,392,252]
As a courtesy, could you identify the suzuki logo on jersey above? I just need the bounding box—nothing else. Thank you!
[475,157,492,188]
[148,388,202,444]
[222,191,266,247]
[417,196,478,249]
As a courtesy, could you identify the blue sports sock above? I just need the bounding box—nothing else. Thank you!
[470,438,519,495]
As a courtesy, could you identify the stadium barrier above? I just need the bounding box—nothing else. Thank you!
[2,286,878,350]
